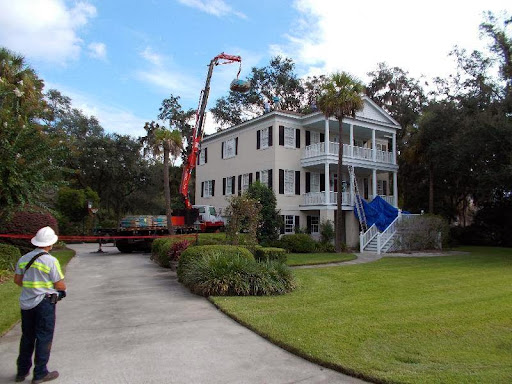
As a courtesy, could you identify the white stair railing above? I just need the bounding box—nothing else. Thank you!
[360,224,378,253]
[377,215,400,254]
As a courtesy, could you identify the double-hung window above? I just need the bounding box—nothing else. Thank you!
[222,138,237,159]
[310,173,320,193]
[284,170,295,195]
[203,180,214,197]
[198,147,207,165]
[242,173,251,192]
[226,176,233,195]
[284,127,295,148]
[259,170,269,187]
[309,216,319,234]
[260,127,269,149]
[284,215,294,234]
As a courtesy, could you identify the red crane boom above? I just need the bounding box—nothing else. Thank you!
[180,53,244,209]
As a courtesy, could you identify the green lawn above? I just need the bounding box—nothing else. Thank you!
[211,247,512,384]
[0,249,75,336]
[286,252,357,266]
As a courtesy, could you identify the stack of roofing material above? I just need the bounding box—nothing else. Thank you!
[119,215,167,229]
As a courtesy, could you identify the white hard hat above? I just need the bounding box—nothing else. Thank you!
[31,226,59,247]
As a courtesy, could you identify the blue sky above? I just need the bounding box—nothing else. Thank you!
[0,0,510,137]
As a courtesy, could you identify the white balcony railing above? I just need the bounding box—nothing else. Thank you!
[302,142,394,165]
[303,191,352,206]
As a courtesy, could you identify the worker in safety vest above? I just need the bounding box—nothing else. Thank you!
[13,226,66,384]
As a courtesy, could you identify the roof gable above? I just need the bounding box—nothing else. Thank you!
[355,97,400,127]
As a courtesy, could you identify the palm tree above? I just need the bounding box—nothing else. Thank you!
[140,121,182,234]
[317,72,365,252]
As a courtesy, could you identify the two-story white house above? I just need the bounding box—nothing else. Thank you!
[195,96,400,248]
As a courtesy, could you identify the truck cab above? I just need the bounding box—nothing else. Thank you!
[192,204,225,232]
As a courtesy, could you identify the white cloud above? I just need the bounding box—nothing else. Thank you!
[88,42,107,60]
[0,0,96,63]
[46,82,147,137]
[136,47,201,98]
[277,0,511,82]
[177,0,246,19]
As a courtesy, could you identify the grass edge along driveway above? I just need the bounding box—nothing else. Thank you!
[0,248,75,336]
[211,247,512,384]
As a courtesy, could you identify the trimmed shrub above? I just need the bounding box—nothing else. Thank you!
[0,244,21,271]
[395,214,450,251]
[1,208,59,254]
[254,247,287,263]
[278,234,316,253]
[180,253,296,296]
[168,240,190,262]
[315,241,336,253]
[320,220,335,244]
[178,245,254,279]
[151,237,184,268]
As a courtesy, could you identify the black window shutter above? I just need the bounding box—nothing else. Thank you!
[320,173,325,192]
[249,173,253,186]
[257,130,260,149]
[197,150,200,165]
[320,133,325,143]
[201,182,204,197]
[306,172,311,193]
[232,176,236,194]
[306,130,311,146]
[238,175,242,195]
[279,126,284,146]
[204,147,208,163]
[268,126,273,146]
[383,181,388,196]
[223,178,226,195]
[295,216,300,229]
[279,169,284,194]
[256,171,260,181]
[212,180,215,196]
[295,171,301,195]
[268,169,273,189]
[221,142,224,159]
[280,216,285,234]
[296,129,300,148]
[307,216,312,232]
[235,137,238,155]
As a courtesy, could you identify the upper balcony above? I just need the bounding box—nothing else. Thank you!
[302,142,396,169]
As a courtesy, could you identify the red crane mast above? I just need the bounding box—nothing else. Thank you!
[180,53,245,209]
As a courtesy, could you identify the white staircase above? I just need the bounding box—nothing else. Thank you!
[359,215,400,254]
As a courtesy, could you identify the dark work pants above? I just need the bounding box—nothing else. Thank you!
[17,298,56,380]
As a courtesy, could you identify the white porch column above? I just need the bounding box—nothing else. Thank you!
[372,129,376,162]
[392,133,397,165]
[324,117,329,154]
[324,162,329,204]
[349,123,354,158]
[372,169,377,199]
[393,171,398,207]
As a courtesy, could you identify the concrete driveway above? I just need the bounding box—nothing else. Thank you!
[0,243,366,384]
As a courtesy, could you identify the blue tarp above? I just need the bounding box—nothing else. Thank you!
[354,196,399,231]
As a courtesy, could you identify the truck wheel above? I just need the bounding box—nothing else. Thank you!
[116,244,134,253]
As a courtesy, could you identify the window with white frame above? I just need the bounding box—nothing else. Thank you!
[310,216,319,233]
[284,127,295,148]
[259,169,269,187]
[377,143,387,151]
[377,180,388,195]
[203,180,214,197]
[284,215,294,234]
[199,148,206,165]
[260,127,269,149]
[311,173,320,193]
[223,138,236,159]
[242,173,251,192]
[284,170,295,194]
[226,176,233,195]
[310,131,320,144]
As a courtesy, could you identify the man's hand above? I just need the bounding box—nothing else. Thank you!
[54,279,66,291]
[14,274,23,287]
